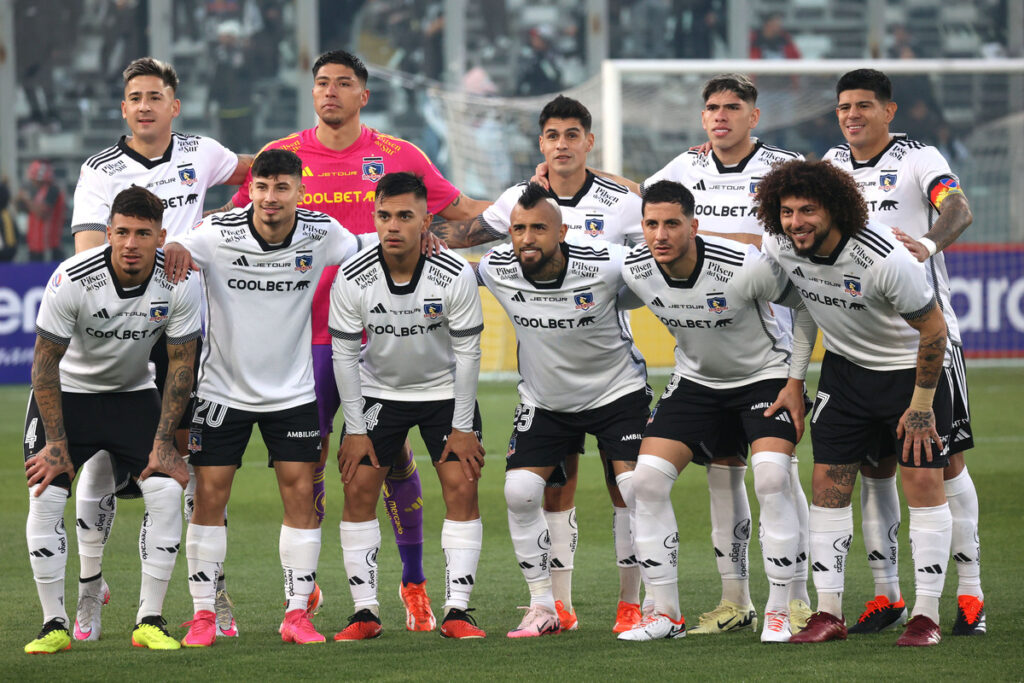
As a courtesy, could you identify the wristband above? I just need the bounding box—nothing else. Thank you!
[909,385,936,412]
[918,237,938,257]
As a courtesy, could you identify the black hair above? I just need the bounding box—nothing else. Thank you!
[702,73,758,105]
[836,68,893,102]
[538,95,592,133]
[642,180,696,218]
[517,182,555,210]
[375,172,427,202]
[109,185,164,224]
[123,57,179,92]
[251,149,303,179]
[312,50,369,85]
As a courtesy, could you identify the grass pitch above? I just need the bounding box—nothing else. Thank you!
[1,367,1022,680]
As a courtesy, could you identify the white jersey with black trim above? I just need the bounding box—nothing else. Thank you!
[478,240,647,412]
[34,245,202,394]
[622,235,792,389]
[642,140,803,237]
[481,172,643,245]
[72,132,236,238]
[329,245,483,410]
[168,206,358,412]
[762,221,940,371]
[824,135,963,342]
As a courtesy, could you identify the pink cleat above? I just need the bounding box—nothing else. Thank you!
[181,610,217,647]
[280,609,326,644]
[507,604,560,639]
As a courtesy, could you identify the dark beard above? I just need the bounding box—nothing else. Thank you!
[790,230,830,258]
[517,251,554,278]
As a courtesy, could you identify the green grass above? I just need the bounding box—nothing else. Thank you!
[2,368,1023,680]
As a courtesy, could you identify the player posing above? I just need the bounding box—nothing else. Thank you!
[226,50,491,629]
[477,183,651,638]
[757,160,953,647]
[329,173,486,641]
[617,181,810,642]
[165,150,359,646]
[824,68,984,636]
[68,57,251,641]
[23,186,201,653]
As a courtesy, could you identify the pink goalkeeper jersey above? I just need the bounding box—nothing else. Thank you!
[232,125,460,344]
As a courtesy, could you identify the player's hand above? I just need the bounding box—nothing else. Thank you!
[765,377,806,442]
[441,428,486,482]
[139,438,190,488]
[338,433,377,484]
[891,227,930,263]
[531,161,551,190]
[691,142,712,156]
[25,440,75,495]
[162,242,199,283]
[896,407,942,466]
[421,229,448,255]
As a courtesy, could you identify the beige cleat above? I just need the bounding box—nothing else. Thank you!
[788,599,813,634]
[687,599,757,634]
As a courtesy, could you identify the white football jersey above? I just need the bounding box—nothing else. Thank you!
[762,221,940,371]
[642,140,803,237]
[478,241,647,412]
[72,133,237,239]
[481,173,643,246]
[35,245,202,393]
[329,247,484,431]
[622,236,792,389]
[823,135,963,342]
[168,206,358,412]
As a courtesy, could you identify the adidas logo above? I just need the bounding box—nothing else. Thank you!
[811,561,829,572]
[550,559,565,569]
[917,564,943,575]
[952,552,974,563]
[511,291,526,303]
[349,576,365,586]
[30,548,55,558]
[189,571,212,583]
[954,428,971,442]
[451,574,475,586]
[233,255,249,267]
[766,556,793,567]
[302,166,314,177]
[791,267,805,278]
[296,573,316,582]
[92,309,110,319]
[77,519,90,529]
[639,559,662,568]
[370,302,387,314]
[774,412,792,423]
[693,179,706,191]
[517,561,534,570]
[713,548,725,558]
[795,552,807,563]
[156,544,180,554]
[651,297,665,308]
[868,550,886,561]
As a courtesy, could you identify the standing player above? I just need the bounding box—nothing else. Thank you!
[477,184,651,638]
[618,180,811,642]
[23,186,200,653]
[329,173,486,640]
[758,159,953,647]
[68,56,251,641]
[824,69,985,636]
[165,150,359,646]
[224,50,491,630]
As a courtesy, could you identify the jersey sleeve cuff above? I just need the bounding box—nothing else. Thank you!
[329,327,364,341]
[35,326,71,346]
[900,297,937,321]
[166,329,201,345]
[450,324,484,338]
[71,223,106,234]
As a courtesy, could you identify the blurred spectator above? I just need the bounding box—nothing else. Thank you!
[516,25,563,97]
[672,0,726,59]
[100,0,147,79]
[0,177,18,263]
[15,161,65,262]
[749,12,801,60]
[15,0,79,126]
[209,21,254,154]
[887,24,926,59]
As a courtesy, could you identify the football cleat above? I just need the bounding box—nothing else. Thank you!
[400,581,436,631]
[280,609,325,644]
[181,610,217,647]
[507,604,560,638]
[132,616,181,650]
[555,600,578,632]
[687,599,757,634]
[952,595,986,636]
[334,609,383,641]
[789,611,847,643]
[74,579,111,641]
[215,587,239,637]
[788,599,812,634]
[307,582,325,617]
[440,608,486,639]
[617,613,686,641]
[612,601,643,634]
[848,595,907,634]
[25,619,71,654]
[896,614,942,647]
[760,610,791,643]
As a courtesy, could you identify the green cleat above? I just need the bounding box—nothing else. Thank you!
[25,619,72,655]
[132,616,181,650]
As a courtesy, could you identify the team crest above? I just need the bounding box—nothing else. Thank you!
[574,292,595,310]
[178,164,198,186]
[423,301,444,319]
[188,430,202,453]
[843,275,862,297]
[506,436,516,457]
[295,254,313,272]
[749,178,762,197]
[879,171,897,192]
[584,216,604,237]
[707,294,729,314]
[361,157,385,182]
[149,304,169,322]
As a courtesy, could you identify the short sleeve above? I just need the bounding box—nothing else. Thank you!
[912,147,961,213]
[202,136,240,187]
[327,219,360,265]
[165,273,203,343]
[35,266,78,345]
[166,217,217,268]
[447,261,485,338]
[736,244,793,304]
[328,272,364,340]
[620,192,644,246]
[70,164,111,233]
[877,248,936,319]
[641,153,689,194]
[481,185,523,234]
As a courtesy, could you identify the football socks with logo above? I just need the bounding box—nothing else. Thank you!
[383,449,426,586]
[75,451,116,579]
[707,463,752,607]
[441,518,482,612]
[545,508,577,611]
[909,503,952,623]
[137,476,183,621]
[27,484,70,626]
[789,456,812,605]
[340,519,381,611]
[808,504,853,617]
[504,469,555,610]
[633,454,682,621]
[944,467,983,599]
[614,471,643,605]
[280,525,321,612]
[860,475,901,601]
[185,524,225,613]
[752,452,798,613]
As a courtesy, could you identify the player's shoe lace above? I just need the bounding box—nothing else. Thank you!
[617,612,686,641]
[74,579,110,641]
[760,610,791,643]
[788,599,812,633]
[24,618,72,655]
[848,594,907,634]
[440,608,487,639]
[181,610,217,647]
[952,595,986,636]
[215,587,239,637]
[280,609,326,644]
[507,604,560,638]
[688,599,757,634]
[132,616,181,650]
[896,614,942,647]
[554,600,578,631]
[400,581,436,631]
[612,601,642,633]
[334,609,383,641]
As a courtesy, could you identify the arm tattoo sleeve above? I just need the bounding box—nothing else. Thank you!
[155,340,196,442]
[429,215,505,249]
[31,336,69,442]
[927,193,972,252]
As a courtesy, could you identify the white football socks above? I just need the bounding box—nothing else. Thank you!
[137,476,182,621]
[633,455,681,621]
[909,503,952,623]
[809,504,853,618]
[441,518,483,612]
[860,474,901,601]
[340,519,381,612]
[545,508,577,610]
[75,451,116,579]
[789,455,811,604]
[185,523,225,613]
[505,469,555,611]
[944,467,983,599]
[707,463,751,606]
[27,484,70,626]
[613,471,642,605]
[752,452,798,613]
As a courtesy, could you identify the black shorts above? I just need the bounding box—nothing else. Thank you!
[23,389,161,491]
[644,375,797,465]
[810,351,953,469]
[187,399,321,468]
[505,387,652,485]
[151,333,203,431]
[948,343,974,453]
[341,397,483,469]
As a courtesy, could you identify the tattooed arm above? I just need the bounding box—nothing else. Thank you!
[897,304,948,465]
[25,336,73,495]
[138,339,196,487]
[429,214,507,249]
[203,200,236,218]
[893,192,973,262]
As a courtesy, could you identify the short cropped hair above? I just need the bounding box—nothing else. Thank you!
[123,57,179,91]
[755,160,868,238]
[312,50,369,85]
[251,149,303,179]
[109,186,164,224]
[642,180,696,218]
[375,172,427,203]
[702,73,758,105]
[836,68,892,102]
[539,95,592,133]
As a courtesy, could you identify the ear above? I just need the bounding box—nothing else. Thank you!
[158,228,167,247]
[121,100,128,121]
[558,222,569,242]
[884,100,897,123]
[690,217,699,236]
[585,132,595,153]
[750,107,761,129]
[171,98,181,118]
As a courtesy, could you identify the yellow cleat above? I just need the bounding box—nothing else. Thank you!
[25,619,72,655]
[788,599,813,634]
[132,616,181,650]
[687,599,757,635]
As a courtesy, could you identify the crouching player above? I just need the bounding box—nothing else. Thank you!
[330,172,487,640]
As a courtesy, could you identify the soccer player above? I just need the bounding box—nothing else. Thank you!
[165,150,359,646]
[617,180,810,642]
[823,68,985,636]
[477,183,651,638]
[329,172,486,640]
[757,159,953,647]
[68,56,251,641]
[223,50,491,629]
[23,186,201,653]
[434,94,645,633]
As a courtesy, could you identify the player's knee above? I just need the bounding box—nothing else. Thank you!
[614,470,636,510]
[633,456,677,502]
[752,451,791,498]
[504,469,546,517]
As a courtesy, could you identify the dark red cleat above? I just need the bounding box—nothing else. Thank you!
[896,615,941,647]
[788,611,847,643]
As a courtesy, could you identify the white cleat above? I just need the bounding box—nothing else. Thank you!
[507,604,560,638]
[761,610,792,643]
[73,580,110,641]
[617,613,686,641]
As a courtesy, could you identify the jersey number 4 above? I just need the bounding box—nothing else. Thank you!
[362,402,383,431]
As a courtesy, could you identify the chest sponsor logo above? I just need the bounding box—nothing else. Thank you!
[584,216,604,237]
[706,294,729,314]
[101,160,128,176]
[843,275,862,297]
[879,171,897,192]
[573,292,595,310]
[295,253,313,272]
[178,163,198,186]
[361,157,385,182]
[149,304,169,322]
